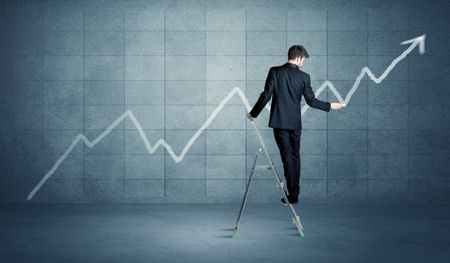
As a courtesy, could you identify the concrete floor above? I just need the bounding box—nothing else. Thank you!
[1,203,450,263]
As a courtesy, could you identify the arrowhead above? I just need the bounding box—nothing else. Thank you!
[401,34,426,54]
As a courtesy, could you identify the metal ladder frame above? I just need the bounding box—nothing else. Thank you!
[232,119,304,237]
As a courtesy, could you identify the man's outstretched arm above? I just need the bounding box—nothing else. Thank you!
[302,73,331,112]
[249,68,275,118]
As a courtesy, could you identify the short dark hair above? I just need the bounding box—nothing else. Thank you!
[288,45,309,59]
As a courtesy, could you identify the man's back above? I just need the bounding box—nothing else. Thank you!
[249,62,331,130]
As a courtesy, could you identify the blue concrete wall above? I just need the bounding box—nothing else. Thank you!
[1,0,449,203]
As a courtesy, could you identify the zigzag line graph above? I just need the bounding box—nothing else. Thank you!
[26,34,426,201]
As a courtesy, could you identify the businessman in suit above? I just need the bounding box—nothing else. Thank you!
[247,45,345,204]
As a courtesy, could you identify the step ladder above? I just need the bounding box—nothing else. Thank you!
[232,119,305,238]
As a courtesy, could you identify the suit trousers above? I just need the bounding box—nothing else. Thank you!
[273,128,301,197]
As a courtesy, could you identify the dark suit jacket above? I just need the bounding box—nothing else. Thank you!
[249,62,331,129]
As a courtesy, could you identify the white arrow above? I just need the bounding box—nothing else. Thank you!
[26,34,426,201]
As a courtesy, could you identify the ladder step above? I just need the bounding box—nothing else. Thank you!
[254,165,272,170]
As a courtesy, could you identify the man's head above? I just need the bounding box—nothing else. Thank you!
[288,45,309,68]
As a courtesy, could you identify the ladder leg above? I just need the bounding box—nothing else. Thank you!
[232,148,261,237]
[273,165,289,200]
[269,152,304,236]
[270,162,304,232]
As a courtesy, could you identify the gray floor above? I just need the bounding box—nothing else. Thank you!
[1,203,450,263]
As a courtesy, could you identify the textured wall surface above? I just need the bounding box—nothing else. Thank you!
[1,0,449,203]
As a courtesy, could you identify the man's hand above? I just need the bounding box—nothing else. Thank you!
[330,102,346,110]
[246,112,254,121]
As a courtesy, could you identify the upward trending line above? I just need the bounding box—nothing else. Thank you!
[26,34,426,201]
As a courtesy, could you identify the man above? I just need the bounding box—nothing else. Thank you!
[247,45,345,205]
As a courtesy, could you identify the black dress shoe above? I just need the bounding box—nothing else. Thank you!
[281,195,298,204]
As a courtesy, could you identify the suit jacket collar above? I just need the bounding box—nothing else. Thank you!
[286,62,299,69]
